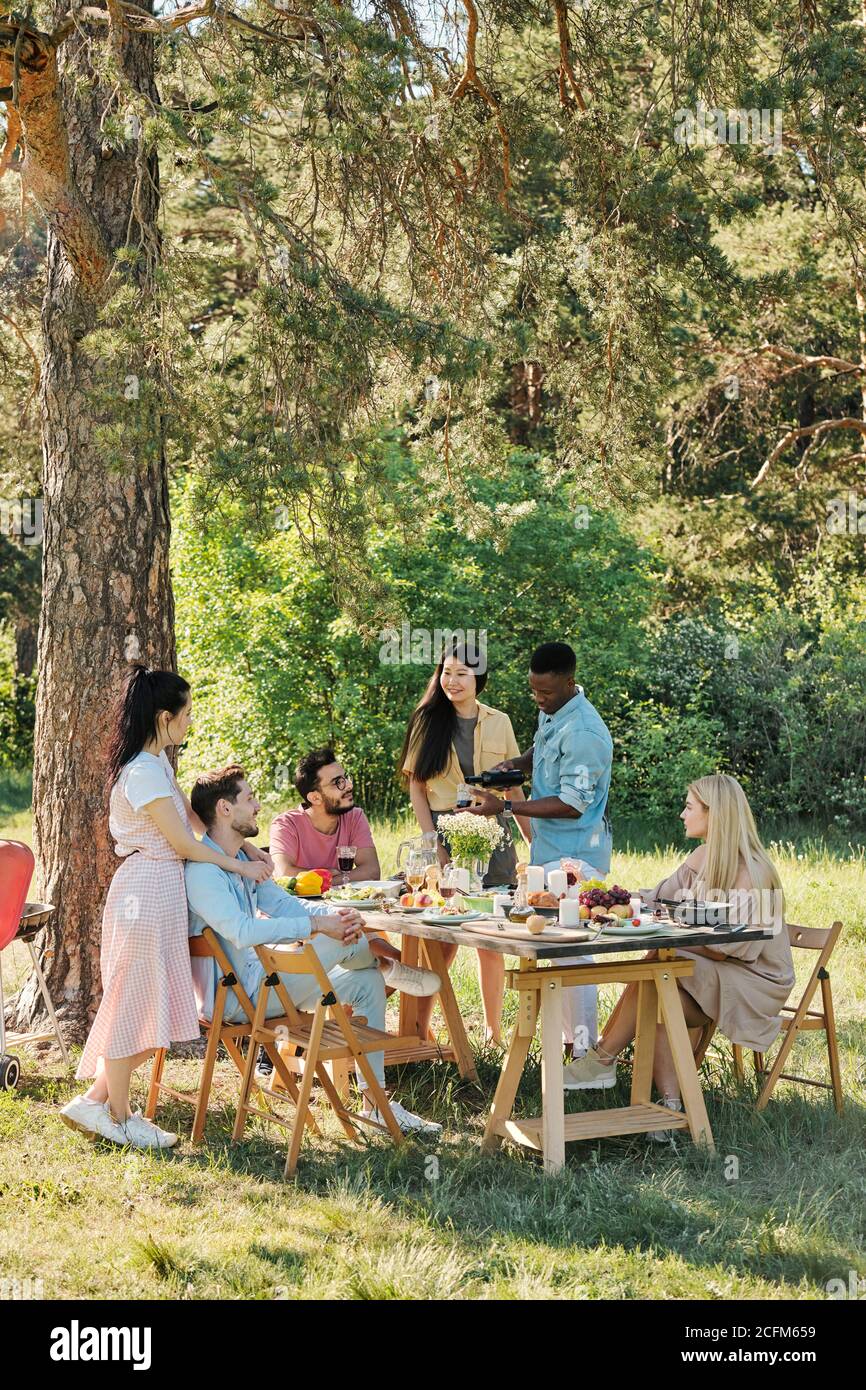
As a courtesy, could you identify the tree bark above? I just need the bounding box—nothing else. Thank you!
[10,9,176,1037]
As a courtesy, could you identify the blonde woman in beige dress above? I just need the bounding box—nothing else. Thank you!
[562,774,794,1131]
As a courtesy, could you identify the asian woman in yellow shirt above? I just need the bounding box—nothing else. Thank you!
[399,646,528,1043]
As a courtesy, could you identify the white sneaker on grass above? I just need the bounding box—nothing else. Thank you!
[364,1100,442,1135]
[121,1111,179,1150]
[59,1096,128,1145]
[649,1097,683,1144]
[380,959,440,997]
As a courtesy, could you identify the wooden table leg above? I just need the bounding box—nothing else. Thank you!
[631,978,657,1105]
[656,971,714,1149]
[398,934,421,1038]
[481,982,537,1151]
[422,937,479,1083]
[540,975,566,1174]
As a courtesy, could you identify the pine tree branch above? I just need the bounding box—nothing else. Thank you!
[0,19,112,292]
[553,0,587,112]
[450,0,510,200]
[753,418,866,487]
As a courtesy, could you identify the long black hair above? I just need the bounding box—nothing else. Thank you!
[398,643,488,784]
[106,665,191,785]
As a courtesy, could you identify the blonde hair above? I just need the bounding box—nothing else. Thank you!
[688,774,783,903]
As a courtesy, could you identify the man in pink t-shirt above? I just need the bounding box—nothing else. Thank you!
[270,747,380,882]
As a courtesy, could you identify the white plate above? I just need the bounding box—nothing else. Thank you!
[421,910,484,926]
[323,898,388,910]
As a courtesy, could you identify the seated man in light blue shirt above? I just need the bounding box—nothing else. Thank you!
[185,764,442,1136]
[467,641,613,1064]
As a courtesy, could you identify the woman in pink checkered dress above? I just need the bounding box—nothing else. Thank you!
[60,667,272,1151]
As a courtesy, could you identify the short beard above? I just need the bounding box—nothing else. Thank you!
[322,796,353,817]
[233,818,259,839]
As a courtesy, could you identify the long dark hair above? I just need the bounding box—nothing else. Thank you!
[106,665,191,785]
[399,644,488,784]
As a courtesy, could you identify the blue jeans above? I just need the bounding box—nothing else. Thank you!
[231,936,387,1090]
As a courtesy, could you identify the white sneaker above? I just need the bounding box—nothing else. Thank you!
[365,1099,442,1135]
[649,1097,684,1143]
[120,1110,179,1150]
[380,959,441,997]
[59,1096,128,1145]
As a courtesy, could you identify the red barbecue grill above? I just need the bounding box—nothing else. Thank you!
[0,840,70,1089]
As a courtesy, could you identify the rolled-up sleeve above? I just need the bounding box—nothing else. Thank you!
[557,728,608,813]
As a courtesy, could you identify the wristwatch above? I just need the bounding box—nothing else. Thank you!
[502,799,513,818]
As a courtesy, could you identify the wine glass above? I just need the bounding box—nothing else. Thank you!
[405,849,426,899]
[440,863,458,899]
[337,843,357,887]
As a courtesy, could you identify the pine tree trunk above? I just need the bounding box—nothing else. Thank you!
[12,11,175,1037]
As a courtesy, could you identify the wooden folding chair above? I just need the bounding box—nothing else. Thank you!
[693,921,844,1113]
[233,941,404,1177]
[145,928,320,1143]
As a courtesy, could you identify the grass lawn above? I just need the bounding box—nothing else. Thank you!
[1,783,864,1300]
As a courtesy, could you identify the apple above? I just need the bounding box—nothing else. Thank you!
[400,892,416,908]
[416,892,434,907]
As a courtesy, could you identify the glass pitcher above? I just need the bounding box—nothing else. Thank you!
[395,830,439,871]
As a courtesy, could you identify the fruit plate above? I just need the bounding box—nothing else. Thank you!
[597,922,676,938]
[420,910,484,926]
[462,920,593,943]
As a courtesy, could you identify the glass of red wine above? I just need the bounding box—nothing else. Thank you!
[337,844,357,887]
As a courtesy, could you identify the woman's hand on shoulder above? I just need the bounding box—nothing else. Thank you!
[244,842,275,873]
[238,860,272,883]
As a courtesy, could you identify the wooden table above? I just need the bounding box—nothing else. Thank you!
[367,913,771,1173]
[363,911,481,1084]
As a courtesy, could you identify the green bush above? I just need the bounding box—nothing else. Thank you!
[609,700,723,833]
[0,664,35,769]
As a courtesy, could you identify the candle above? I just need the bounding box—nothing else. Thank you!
[451,866,471,892]
[629,896,641,919]
[547,869,568,899]
[525,865,545,896]
[493,894,512,919]
[559,898,581,926]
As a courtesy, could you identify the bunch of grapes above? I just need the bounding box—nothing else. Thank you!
[609,884,631,906]
[579,887,614,909]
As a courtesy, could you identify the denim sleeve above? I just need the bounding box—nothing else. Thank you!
[185,864,312,948]
[557,728,609,813]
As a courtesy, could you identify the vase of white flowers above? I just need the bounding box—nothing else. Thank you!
[436,812,506,893]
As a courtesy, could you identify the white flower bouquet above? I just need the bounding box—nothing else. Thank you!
[436,811,505,862]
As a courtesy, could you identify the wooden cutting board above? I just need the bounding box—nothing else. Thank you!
[460,919,594,943]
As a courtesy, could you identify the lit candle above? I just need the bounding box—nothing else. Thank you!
[547,869,568,899]
[559,898,581,926]
[525,865,545,896]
